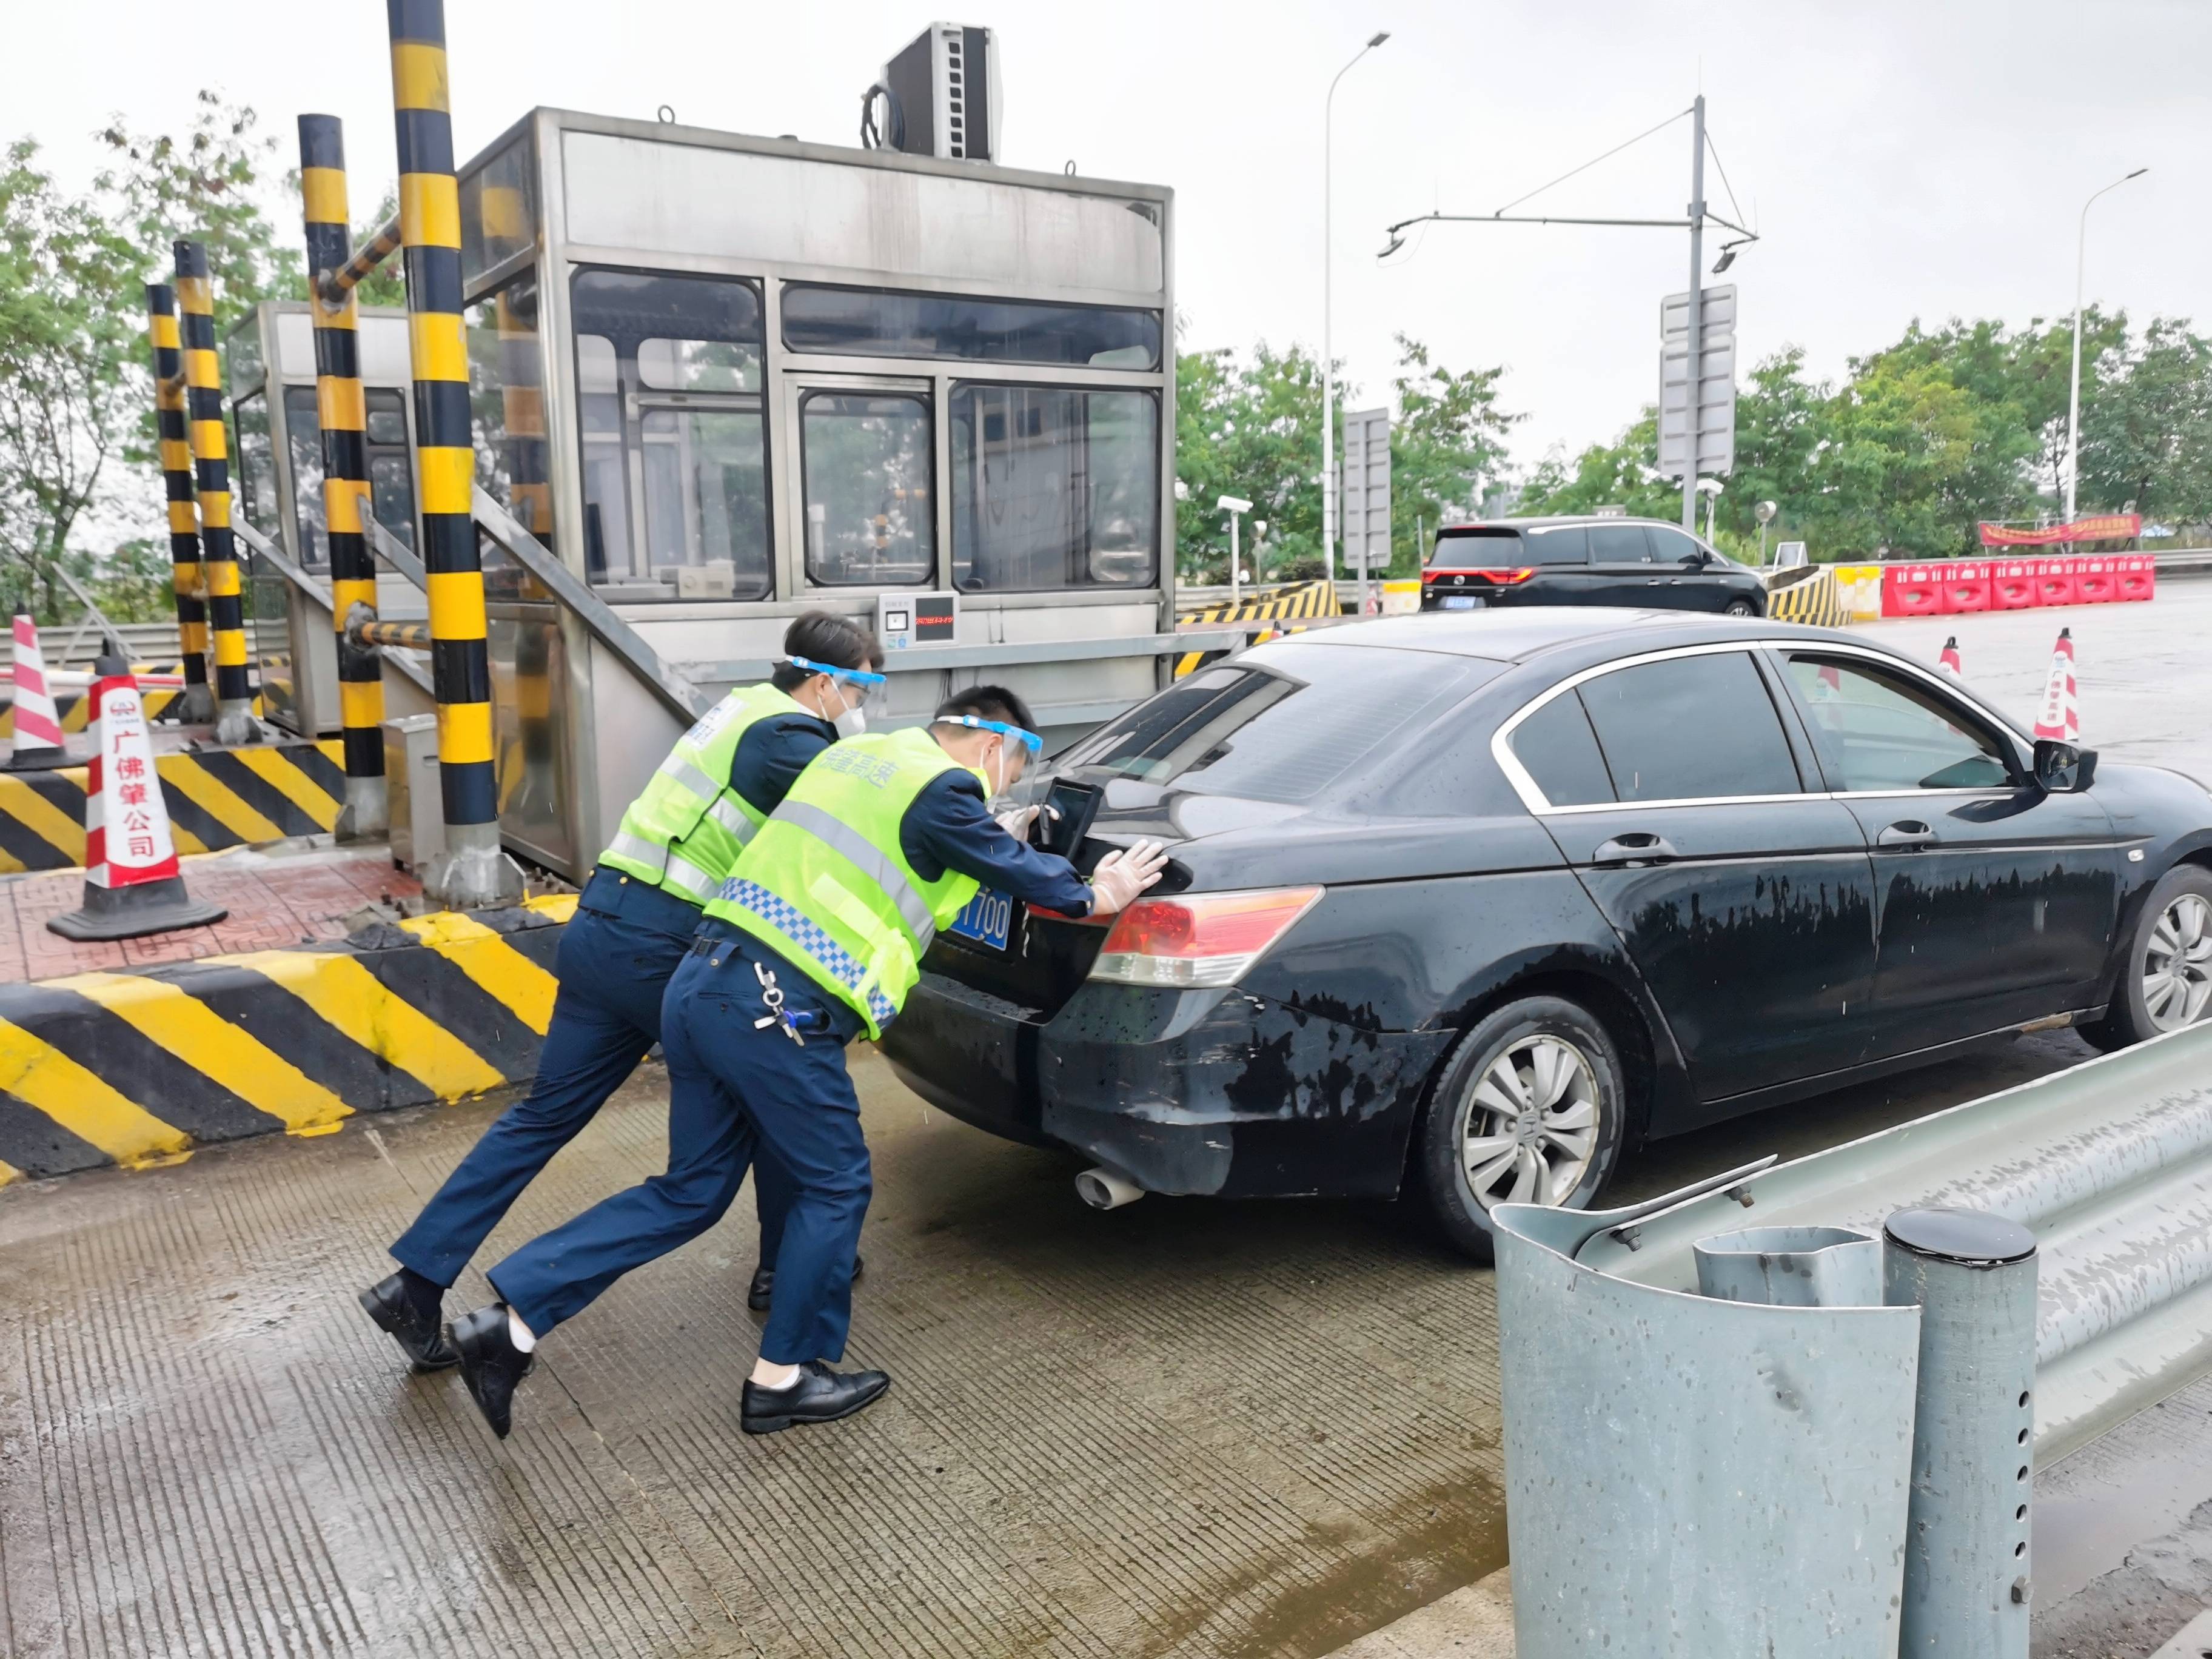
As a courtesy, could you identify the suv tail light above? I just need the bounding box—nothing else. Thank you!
[1423,568,1536,585]
[1088,886,1323,988]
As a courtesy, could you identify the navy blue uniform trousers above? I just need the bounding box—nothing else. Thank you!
[490,933,870,1366]
[390,870,790,1289]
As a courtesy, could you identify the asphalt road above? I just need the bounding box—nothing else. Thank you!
[4,583,2211,1658]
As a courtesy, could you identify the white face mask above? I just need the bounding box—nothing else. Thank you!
[822,677,867,736]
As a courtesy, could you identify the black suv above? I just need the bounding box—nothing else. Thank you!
[1421,516,1766,616]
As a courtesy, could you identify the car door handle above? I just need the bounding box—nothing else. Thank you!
[1592,833,1680,866]
[1876,820,1938,850]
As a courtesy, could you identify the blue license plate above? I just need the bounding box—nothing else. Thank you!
[947,887,1013,951]
[1441,595,1481,610]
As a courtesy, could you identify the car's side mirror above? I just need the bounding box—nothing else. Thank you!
[2033,739,2097,793]
[1683,551,1708,567]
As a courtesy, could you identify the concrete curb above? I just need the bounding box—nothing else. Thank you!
[0,737,343,872]
[1322,1568,1514,1657]
[0,893,574,1185]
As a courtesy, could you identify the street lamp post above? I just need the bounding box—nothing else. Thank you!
[1219,494,1253,607]
[1323,31,1390,588]
[2066,166,2149,526]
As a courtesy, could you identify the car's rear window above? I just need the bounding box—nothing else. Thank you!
[1429,526,1591,567]
[1056,642,1500,805]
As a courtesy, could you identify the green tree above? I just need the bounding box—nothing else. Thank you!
[1710,347,1827,551]
[1518,411,1678,521]
[1387,333,1517,574]
[2080,317,2212,525]
[1173,340,1328,583]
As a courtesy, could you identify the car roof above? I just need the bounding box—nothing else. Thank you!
[1437,516,1693,533]
[1290,608,1848,665]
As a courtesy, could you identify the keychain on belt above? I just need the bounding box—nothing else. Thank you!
[753,960,824,1045]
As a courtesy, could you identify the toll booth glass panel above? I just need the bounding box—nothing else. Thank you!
[570,269,769,599]
[279,386,417,568]
[468,273,555,602]
[780,284,1162,369]
[950,386,1159,591]
[799,392,934,586]
[232,392,278,537]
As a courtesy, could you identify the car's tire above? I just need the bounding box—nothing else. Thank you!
[1413,995,1629,1264]
[2080,865,2212,1051]
[1723,597,1759,617]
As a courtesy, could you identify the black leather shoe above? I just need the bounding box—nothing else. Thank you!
[747,1251,864,1313]
[447,1305,535,1440]
[359,1272,458,1372]
[740,1361,891,1435]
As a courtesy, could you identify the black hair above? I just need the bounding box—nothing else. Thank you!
[771,611,884,692]
[934,683,1037,736]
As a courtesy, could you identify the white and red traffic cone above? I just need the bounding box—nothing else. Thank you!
[5,612,70,771]
[1937,636,1963,679]
[2032,628,2079,745]
[47,657,227,941]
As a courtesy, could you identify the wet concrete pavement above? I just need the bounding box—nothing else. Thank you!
[5,583,2211,1657]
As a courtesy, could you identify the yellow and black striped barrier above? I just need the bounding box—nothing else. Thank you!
[0,739,344,872]
[0,674,266,739]
[0,894,574,1184]
[174,241,258,745]
[142,284,214,717]
[1765,565,1849,628]
[1174,577,1341,677]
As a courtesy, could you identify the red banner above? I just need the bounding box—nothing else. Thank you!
[1977,514,2141,548]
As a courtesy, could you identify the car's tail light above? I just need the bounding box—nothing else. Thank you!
[1088,886,1323,988]
[1483,566,1537,585]
[1422,567,1536,585]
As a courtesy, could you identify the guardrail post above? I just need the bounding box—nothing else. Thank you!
[172,241,260,746]
[141,284,215,724]
[1885,1207,2039,1657]
[297,115,388,840]
[387,0,520,906]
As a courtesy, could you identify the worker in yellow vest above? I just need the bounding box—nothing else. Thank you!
[449,686,1166,1438]
[359,613,883,1375]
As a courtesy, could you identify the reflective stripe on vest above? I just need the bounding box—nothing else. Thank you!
[598,683,804,902]
[768,799,939,950]
[721,876,899,1030]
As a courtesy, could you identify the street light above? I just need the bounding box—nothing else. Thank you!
[1695,477,1724,546]
[1322,30,1391,588]
[2065,166,2149,525]
[1219,494,1253,606]
[1754,498,1778,565]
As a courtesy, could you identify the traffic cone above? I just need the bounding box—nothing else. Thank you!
[47,657,227,941]
[1937,636,1963,679]
[2032,628,2079,745]
[5,612,70,771]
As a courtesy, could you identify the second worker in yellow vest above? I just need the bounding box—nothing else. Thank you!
[362,612,882,1393]
[456,686,1167,1439]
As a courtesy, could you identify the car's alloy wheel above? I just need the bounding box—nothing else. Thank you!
[1413,994,1627,1262]
[1724,598,1757,617]
[1456,1035,1601,1207]
[2143,891,2212,1031]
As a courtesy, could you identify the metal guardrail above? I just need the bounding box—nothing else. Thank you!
[1577,1019,2212,1463]
[235,518,434,699]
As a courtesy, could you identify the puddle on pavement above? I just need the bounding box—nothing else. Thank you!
[2036,1449,2212,1604]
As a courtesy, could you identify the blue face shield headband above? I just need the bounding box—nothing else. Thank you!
[940,714,1042,754]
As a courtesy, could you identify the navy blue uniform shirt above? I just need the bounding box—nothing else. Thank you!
[900,769,1094,916]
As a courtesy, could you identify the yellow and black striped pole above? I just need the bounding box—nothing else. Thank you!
[389,0,518,905]
[298,115,388,840]
[143,284,216,724]
[173,241,260,747]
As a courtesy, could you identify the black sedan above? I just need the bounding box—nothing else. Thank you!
[880,609,2212,1257]
[1421,516,1768,617]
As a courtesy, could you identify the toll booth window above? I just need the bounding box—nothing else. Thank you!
[468,275,556,572]
[949,386,1158,591]
[280,387,327,566]
[232,393,280,542]
[279,384,415,565]
[1577,652,1803,803]
[800,393,934,586]
[366,391,415,551]
[570,269,769,600]
[782,285,1161,369]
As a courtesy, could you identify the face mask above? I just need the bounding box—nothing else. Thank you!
[824,679,867,736]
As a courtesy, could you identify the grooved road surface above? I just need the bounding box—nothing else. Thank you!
[3,586,2208,1658]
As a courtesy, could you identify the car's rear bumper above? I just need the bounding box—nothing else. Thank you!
[879,970,1456,1200]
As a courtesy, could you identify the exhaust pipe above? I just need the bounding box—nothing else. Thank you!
[1075,1165,1145,1210]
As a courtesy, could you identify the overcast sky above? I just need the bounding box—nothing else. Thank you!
[15,0,2210,472]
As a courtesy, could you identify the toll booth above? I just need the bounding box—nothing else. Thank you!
[223,302,429,736]
[239,107,1180,882]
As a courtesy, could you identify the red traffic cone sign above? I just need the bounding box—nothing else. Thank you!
[5,612,70,771]
[47,657,227,941]
[1937,636,1963,679]
[2032,628,2079,745]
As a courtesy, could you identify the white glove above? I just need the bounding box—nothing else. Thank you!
[995,804,1048,839]
[1088,839,1170,916]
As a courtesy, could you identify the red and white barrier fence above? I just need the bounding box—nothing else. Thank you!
[1878,555,2156,619]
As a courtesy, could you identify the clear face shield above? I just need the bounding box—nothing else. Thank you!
[940,714,1044,805]
[788,655,889,732]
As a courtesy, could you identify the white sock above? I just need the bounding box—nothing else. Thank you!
[752,1360,800,1390]
[506,1307,538,1353]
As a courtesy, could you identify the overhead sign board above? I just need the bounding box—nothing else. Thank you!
[1658,283,1737,480]
[1341,407,1392,578]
